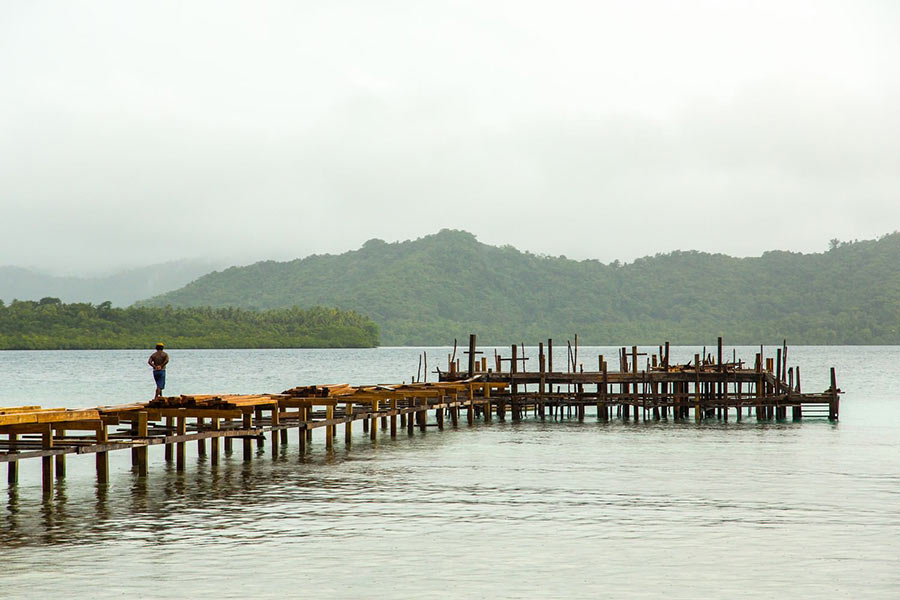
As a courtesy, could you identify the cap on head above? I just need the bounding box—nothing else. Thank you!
[156,342,165,349]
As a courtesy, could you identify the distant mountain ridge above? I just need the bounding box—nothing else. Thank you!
[0,260,222,307]
[140,229,900,345]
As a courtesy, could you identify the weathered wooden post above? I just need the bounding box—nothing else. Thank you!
[370,400,379,440]
[41,427,53,497]
[7,433,18,485]
[272,406,281,457]
[346,402,354,444]
[177,411,187,470]
[136,411,148,477]
[298,406,307,454]
[255,407,264,449]
[96,424,109,484]
[694,353,702,422]
[510,344,519,421]
[197,417,206,457]
[325,405,334,449]
[539,346,546,420]
[53,428,66,479]
[547,339,553,372]
[418,398,427,431]
[829,368,839,421]
[390,398,398,437]
[600,359,609,422]
[165,416,174,461]
[210,418,220,466]
[241,411,252,461]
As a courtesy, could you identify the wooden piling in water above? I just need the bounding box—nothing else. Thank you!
[347,402,355,443]
[41,428,53,497]
[96,425,108,484]
[7,433,17,485]
[136,411,148,477]
[390,398,398,437]
[176,414,187,470]
[242,412,252,461]
[210,418,220,465]
[271,407,280,457]
[325,405,334,449]
[197,417,206,457]
[165,416,174,461]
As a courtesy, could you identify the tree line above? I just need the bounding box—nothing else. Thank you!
[0,299,379,349]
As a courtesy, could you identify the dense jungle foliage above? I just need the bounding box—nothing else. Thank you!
[144,229,900,346]
[0,300,379,349]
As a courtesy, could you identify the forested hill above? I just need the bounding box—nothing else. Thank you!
[141,229,900,345]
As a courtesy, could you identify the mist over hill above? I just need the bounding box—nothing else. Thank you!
[0,260,222,307]
[141,230,900,345]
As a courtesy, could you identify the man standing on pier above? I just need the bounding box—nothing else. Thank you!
[148,342,169,399]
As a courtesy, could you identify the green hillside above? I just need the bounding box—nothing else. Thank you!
[140,229,900,345]
[0,300,379,349]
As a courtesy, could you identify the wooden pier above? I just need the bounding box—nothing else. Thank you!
[1,336,840,497]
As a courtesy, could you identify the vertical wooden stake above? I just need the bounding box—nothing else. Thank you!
[694,353,702,422]
[390,398,398,437]
[210,418,220,466]
[137,411,148,477]
[165,416,174,461]
[418,398,427,431]
[255,408,264,449]
[96,425,109,485]
[280,405,288,445]
[7,433,18,485]
[55,428,66,479]
[370,400,379,440]
[242,411,252,461]
[325,405,334,449]
[345,402,354,444]
[223,418,233,454]
[176,413,187,471]
[829,367,839,421]
[41,427,53,497]
[197,417,206,456]
[272,406,280,458]
[298,407,307,454]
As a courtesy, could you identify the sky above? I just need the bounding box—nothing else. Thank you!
[1,0,898,275]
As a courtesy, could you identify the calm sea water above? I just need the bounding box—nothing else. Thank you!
[1,345,898,599]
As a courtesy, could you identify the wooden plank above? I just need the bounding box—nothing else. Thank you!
[0,409,100,427]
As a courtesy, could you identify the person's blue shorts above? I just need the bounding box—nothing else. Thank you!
[153,369,166,389]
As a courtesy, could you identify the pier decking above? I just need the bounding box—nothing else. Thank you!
[1,336,840,497]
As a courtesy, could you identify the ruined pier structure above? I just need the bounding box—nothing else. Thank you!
[441,335,840,424]
[1,336,839,497]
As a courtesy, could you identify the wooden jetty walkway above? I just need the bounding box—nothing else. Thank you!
[1,336,840,497]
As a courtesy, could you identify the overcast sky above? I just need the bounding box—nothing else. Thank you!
[2,0,898,274]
